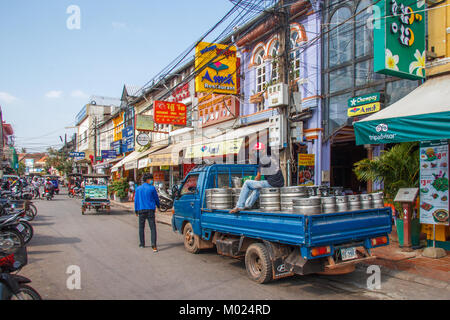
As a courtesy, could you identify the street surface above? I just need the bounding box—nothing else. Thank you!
[21,190,450,300]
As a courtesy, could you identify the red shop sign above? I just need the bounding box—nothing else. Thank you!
[154,101,187,126]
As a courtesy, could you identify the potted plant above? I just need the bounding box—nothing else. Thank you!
[110,178,129,202]
[353,142,421,247]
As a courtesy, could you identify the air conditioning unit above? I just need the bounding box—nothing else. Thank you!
[267,83,289,108]
[269,114,287,148]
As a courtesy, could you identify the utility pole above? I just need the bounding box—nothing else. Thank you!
[278,0,292,185]
[93,116,98,173]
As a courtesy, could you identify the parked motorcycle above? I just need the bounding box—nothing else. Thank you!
[0,200,37,222]
[0,213,25,254]
[0,247,41,300]
[0,211,32,246]
[155,184,173,212]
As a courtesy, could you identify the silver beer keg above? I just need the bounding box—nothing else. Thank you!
[360,194,372,209]
[371,192,384,208]
[348,194,362,211]
[293,197,322,215]
[259,188,281,211]
[335,195,349,212]
[210,188,232,210]
[280,186,308,212]
[321,196,337,214]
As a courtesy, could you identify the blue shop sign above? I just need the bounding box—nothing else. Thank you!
[110,140,122,155]
[101,150,117,159]
[122,126,135,153]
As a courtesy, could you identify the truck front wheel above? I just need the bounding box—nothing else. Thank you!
[245,243,273,284]
[183,223,200,254]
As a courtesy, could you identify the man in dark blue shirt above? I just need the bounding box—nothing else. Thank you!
[134,173,160,251]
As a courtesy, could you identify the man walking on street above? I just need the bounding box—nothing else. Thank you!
[134,173,160,252]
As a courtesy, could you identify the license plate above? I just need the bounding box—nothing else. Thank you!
[16,224,25,232]
[340,247,357,261]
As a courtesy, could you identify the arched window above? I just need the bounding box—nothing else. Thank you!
[289,24,306,80]
[355,0,372,58]
[254,47,266,93]
[267,37,280,83]
[328,7,352,67]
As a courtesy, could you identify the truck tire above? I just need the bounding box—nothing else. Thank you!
[183,223,200,254]
[245,243,273,284]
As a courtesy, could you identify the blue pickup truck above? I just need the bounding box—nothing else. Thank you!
[172,164,392,284]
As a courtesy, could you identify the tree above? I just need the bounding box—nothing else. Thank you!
[353,142,420,212]
[45,147,74,176]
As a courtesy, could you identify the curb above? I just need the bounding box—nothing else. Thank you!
[111,201,173,227]
[357,263,450,290]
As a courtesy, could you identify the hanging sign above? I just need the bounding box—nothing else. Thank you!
[348,102,381,117]
[111,140,122,156]
[101,150,116,159]
[373,0,426,79]
[419,140,449,226]
[195,42,238,95]
[135,115,154,131]
[298,154,315,186]
[153,101,187,126]
[122,126,135,153]
[136,133,151,146]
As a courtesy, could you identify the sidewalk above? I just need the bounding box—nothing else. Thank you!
[361,228,450,289]
[111,200,449,289]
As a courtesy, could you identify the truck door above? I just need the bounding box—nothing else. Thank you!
[174,173,201,227]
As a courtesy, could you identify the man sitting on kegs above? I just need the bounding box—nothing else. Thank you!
[230,143,285,214]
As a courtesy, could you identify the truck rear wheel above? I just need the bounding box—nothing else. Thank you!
[183,223,200,254]
[245,243,273,284]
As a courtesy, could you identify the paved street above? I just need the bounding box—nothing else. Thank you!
[21,191,450,300]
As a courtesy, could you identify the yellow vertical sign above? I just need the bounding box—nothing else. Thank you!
[195,42,237,95]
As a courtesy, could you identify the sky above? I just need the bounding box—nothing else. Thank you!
[0,0,236,152]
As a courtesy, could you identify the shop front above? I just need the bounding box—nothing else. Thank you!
[354,74,450,251]
[183,122,270,167]
[148,141,192,188]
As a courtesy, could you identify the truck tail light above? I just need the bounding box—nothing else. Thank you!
[311,246,331,257]
[171,208,175,214]
[371,236,388,247]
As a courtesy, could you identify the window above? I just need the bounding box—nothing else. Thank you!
[268,39,280,83]
[329,66,352,93]
[355,0,373,58]
[254,49,266,93]
[181,174,199,195]
[323,1,419,138]
[329,7,352,67]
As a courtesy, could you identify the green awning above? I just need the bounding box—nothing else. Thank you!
[354,74,450,145]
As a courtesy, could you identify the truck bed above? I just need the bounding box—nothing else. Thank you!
[200,207,392,247]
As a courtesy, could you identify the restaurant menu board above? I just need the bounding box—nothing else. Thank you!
[298,154,315,186]
[419,140,449,226]
[84,185,108,200]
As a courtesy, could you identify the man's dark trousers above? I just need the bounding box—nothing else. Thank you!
[138,209,157,247]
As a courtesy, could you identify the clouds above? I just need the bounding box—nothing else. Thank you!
[0,92,18,104]
[71,90,88,99]
[44,90,88,99]
[45,90,63,99]
[112,22,127,30]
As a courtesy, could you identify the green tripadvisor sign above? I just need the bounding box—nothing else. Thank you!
[374,0,426,80]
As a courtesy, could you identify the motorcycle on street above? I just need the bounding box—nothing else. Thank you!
[68,186,83,199]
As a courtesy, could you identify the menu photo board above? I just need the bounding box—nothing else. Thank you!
[298,154,315,186]
[419,140,449,226]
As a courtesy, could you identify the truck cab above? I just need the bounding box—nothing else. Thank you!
[172,164,392,284]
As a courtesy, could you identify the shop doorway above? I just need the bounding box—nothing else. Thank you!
[331,142,367,193]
